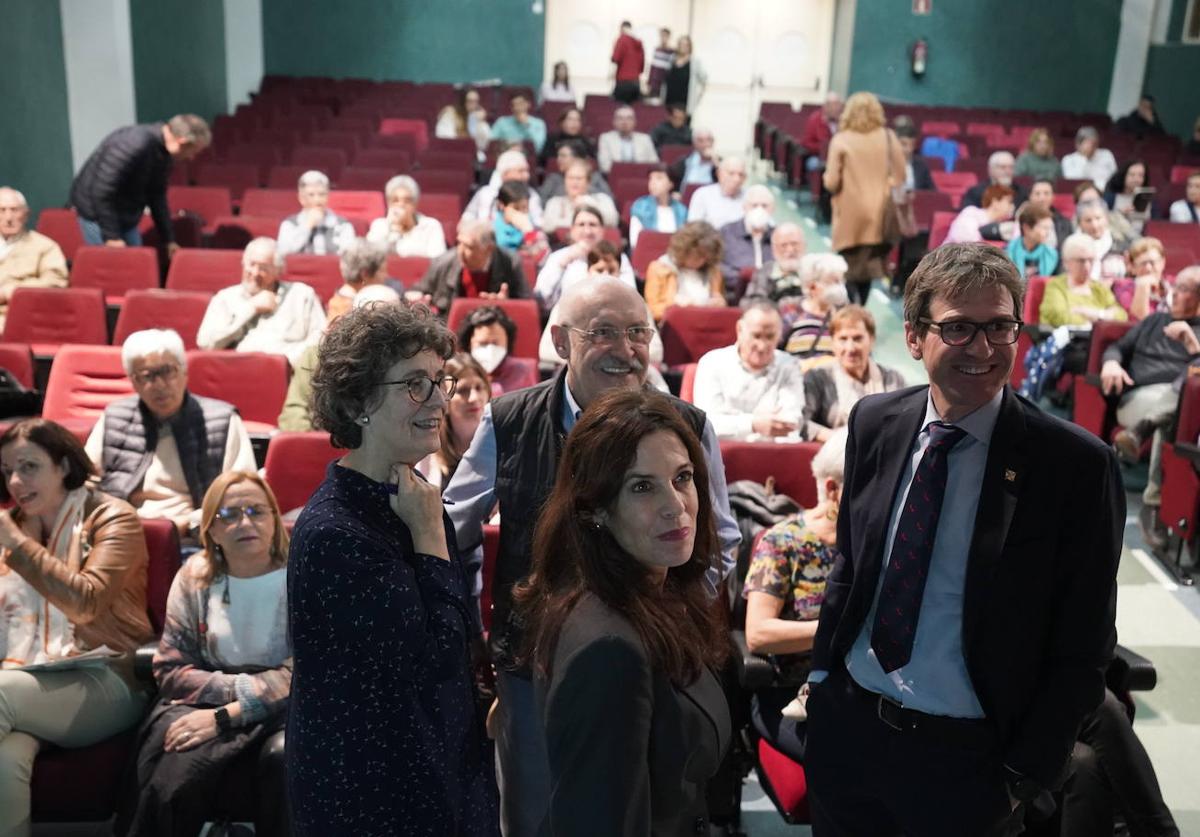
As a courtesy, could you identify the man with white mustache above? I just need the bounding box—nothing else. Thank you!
[444,276,739,836]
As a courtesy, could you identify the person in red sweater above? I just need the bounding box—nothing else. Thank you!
[801,92,843,169]
[611,21,645,104]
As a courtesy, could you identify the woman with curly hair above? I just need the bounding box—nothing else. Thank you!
[514,388,730,835]
[643,220,727,321]
[286,302,497,835]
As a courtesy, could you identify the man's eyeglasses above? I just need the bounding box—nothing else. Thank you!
[214,504,270,524]
[131,365,181,386]
[379,372,458,403]
[566,325,656,346]
[920,318,1023,347]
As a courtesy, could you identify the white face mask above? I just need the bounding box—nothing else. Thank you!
[820,282,850,308]
[746,206,773,231]
[471,344,507,374]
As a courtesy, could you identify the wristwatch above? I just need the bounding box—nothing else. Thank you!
[214,707,232,734]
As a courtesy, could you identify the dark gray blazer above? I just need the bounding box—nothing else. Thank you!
[536,593,731,836]
[415,248,528,315]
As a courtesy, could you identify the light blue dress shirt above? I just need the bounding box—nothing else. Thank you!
[444,377,741,601]
[489,114,548,153]
[819,389,1003,718]
[682,151,716,186]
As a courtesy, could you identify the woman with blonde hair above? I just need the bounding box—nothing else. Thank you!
[822,92,906,305]
[644,220,726,321]
[118,470,292,837]
[1014,128,1062,181]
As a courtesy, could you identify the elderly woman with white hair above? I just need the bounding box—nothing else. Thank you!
[461,148,544,226]
[1076,198,1130,283]
[366,175,447,258]
[1061,126,1119,190]
[743,428,849,763]
[1040,233,1128,329]
[196,237,326,368]
[782,252,850,359]
[276,170,356,257]
[327,238,402,321]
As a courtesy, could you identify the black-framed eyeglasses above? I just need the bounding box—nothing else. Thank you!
[215,504,270,524]
[378,372,458,403]
[920,318,1023,346]
[132,364,181,386]
[566,325,655,346]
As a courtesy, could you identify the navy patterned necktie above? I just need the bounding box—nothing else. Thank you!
[871,421,967,674]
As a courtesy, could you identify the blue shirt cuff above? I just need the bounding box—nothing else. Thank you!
[807,669,828,684]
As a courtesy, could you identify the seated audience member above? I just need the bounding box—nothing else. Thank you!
[644,221,726,321]
[116,472,291,837]
[892,117,934,191]
[277,286,399,432]
[463,148,544,226]
[719,185,776,299]
[596,106,660,174]
[86,328,256,535]
[650,104,693,150]
[630,164,687,248]
[418,353,491,490]
[540,108,595,168]
[1104,160,1153,231]
[801,306,905,441]
[535,205,634,312]
[668,127,718,188]
[1006,204,1060,278]
[1022,178,1073,250]
[742,429,848,762]
[414,218,528,314]
[780,253,850,360]
[456,304,539,396]
[0,186,67,331]
[0,419,154,835]
[1102,266,1200,546]
[1115,94,1167,139]
[692,303,804,440]
[435,87,491,153]
[963,151,1028,209]
[1077,198,1131,282]
[493,181,550,266]
[540,61,576,106]
[490,91,548,154]
[801,92,843,174]
[538,140,612,203]
[1168,171,1200,224]
[1040,233,1127,328]
[541,160,619,231]
[366,174,448,258]
[945,184,1015,244]
[327,237,398,321]
[743,222,806,309]
[276,170,355,257]
[688,156,748,229]
[1075,181,1137,252]
[512,388,731,836]
[1116,237,1169,321]
[1014,128,1062,182]
[1061,126,1118,189]
[196,237,326,367]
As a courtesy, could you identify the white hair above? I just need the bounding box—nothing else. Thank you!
[744,184,775,208]
[1061,232,1096,260]
[812,428,848,502]
[719,156,746,173]
[0,187,28,208]
[297,170,330,190]
[352,284,401,309]
[988,151,1015,169]
[121,329,187,377]
[800,252,849,285]
[243,236,282,269]
[495,149,529,179]
[384,174,420,204]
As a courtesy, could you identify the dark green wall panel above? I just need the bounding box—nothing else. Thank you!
[262,0,544,86]
[131,0,228,123]
[0,1,74,219]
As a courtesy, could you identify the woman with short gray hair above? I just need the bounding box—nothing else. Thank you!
[366,175,448,258]
[327,238,393,320]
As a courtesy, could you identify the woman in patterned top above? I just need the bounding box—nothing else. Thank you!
[742,429,847,763]
[118,470,291,837]
[287,302,496,835]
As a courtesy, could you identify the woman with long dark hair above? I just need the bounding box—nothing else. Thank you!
[514,388,730,835]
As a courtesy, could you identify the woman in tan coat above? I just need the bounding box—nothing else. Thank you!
[823,92,906,305]
[644,221,727,322]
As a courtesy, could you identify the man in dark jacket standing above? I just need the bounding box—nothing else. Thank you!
[69,114,210,256]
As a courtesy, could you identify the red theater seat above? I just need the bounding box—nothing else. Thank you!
[70,246,160,304]
[35,207,85,263]
[3,288,108,355]
[631,231,672,278]
[165,248,243,294]
[0,343,35,389]
[41,345,134,439]
[263,431,347,514]
[113,289,213,349]
[718,440,820,508]
[386,255,432,288]
[658,306,742,367]
[285,254,343,303]
[186,350,290,432]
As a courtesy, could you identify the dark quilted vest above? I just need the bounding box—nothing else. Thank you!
[489,367,707,667]
[99,392,235,508]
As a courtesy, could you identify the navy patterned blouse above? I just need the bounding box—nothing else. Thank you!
[286,462,498,835]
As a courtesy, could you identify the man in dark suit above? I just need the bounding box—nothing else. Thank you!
[411,218,528,315]
[805,243,1124,836]
[963,151,1029,208]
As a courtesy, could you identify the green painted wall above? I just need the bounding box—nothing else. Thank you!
[848,1,1123,114]
[130,0,228,124]
[261,0,544,87]
[1146,0,1200,139]
[0,1,74,219]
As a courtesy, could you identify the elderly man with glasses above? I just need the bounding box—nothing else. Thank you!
[444,275,739,836]
[85,328,256,540]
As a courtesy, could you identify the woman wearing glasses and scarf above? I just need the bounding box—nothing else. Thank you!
[286,302,497,836]
[118,470,291,837]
